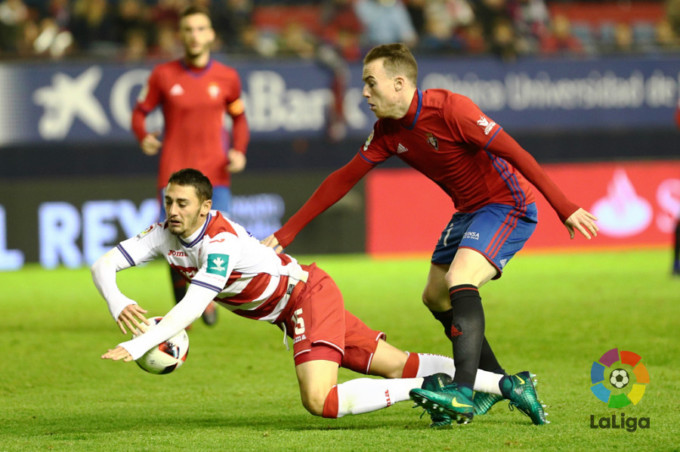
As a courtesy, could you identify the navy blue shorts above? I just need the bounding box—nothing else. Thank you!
[431,203,538,278]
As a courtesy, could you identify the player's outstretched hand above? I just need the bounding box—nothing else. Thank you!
[261,234,283,253]
[102,345,133,362]
[116,304,149,335]
[141,132,162,155]
[565,208,599,240]
[228,149,247,173]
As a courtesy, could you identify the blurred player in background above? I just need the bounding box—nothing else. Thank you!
[131,5,250,326]
[94,168,513,423]
[263,43,598,427]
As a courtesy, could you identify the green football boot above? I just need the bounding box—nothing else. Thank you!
[417,373,454,428]
[500,371,549,425]
[472,391,504,415]
[410,380,475,425]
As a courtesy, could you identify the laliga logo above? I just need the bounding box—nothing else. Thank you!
[589,348,651,432]
[590,348,649,407]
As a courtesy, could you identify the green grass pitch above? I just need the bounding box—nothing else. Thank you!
[1,249,678,451]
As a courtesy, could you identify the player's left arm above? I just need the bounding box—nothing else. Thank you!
[225,73,250,173]
[102,283,218,362]
[227,110,248,173]
[485,130,598,239]
[91,247,148,334]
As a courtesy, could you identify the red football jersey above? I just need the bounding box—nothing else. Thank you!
[132,59,249,189]
[275,89,578,248]
[361,89,537,214]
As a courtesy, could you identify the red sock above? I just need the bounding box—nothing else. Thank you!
[322,385,339,418]
[401,353,420,378]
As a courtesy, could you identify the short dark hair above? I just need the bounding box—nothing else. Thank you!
[168,168,213,202]
[180,5,211,22]
[364,43,418,84]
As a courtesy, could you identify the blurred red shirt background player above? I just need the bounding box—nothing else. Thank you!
[131,5,250,325]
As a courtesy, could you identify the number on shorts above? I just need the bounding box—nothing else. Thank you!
[292,308,305,335]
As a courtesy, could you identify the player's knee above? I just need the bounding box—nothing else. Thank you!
[300,389,328,416]
[422,289,449,311]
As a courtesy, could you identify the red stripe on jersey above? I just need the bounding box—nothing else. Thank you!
[277,253,292,266]
[226,270,242,286]
[219,272,273,305]
[229,276,290,320]
[205,212,237,238]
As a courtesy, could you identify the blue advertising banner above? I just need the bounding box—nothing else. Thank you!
[0,54,678,147]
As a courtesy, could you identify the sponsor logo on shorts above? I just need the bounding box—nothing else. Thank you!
[463,231,480,240]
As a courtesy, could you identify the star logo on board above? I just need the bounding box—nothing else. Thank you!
[32,66,110,139]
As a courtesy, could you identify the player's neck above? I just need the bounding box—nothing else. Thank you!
[184,52,211,69]
[395,87,418,119]
[181,219,207,240]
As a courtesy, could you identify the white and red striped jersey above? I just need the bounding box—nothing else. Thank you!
[116,210,308,323]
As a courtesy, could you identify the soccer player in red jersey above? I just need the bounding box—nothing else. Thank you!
[131,5,250,326]
[95,169,509,424]
[263,43,598,426]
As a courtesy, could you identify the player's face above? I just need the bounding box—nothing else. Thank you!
[179,13,214,60]
[362,59,402,119]
[164,183,212,239]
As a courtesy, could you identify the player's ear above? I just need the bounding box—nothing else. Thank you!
[201,199,212,216]
[394,76,404,92]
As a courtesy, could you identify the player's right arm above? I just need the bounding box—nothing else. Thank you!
[265,154,374,249]
[131,68,163,155]
[91,223,164,333]
[91,247,147,334]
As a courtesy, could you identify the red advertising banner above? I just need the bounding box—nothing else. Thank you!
[366,161,680,255]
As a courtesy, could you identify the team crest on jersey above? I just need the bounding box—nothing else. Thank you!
[207,253,229,277]
[426,132,439,150]
[476,115,496,136]
[208,83,220,99]
[363,131,374,151]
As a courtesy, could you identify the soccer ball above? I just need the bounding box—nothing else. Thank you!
[609,368,629,389]
[134,316,189,375]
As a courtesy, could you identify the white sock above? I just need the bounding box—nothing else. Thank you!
[335,377,423,418]
[414,353,503,395]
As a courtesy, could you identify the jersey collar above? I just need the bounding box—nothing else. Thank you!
[181,58,213,77]
[179,212,212,248]
[399,89,422,130]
